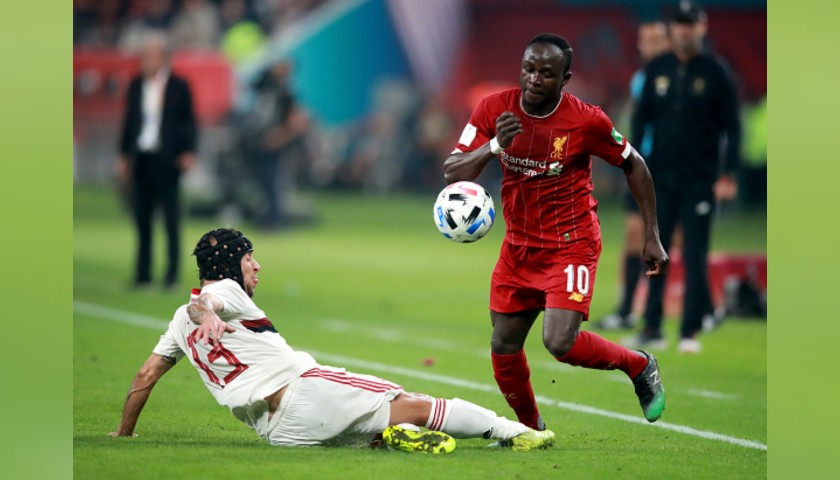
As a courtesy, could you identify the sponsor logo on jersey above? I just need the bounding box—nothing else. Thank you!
[655,75,670,96]
[546,161,564,176]
[568,292,584,302]
[611,128,625,144]
[550,134,569,159]
[499,151,546,177]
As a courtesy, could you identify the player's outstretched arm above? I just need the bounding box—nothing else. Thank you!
[109,354,176,437]
[444,112,522,183]
[187,292,235,345]
[620,149,669,277]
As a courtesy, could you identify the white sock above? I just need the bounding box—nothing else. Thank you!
[487,416,531,441]
[429,398,529,440]
[425,398,452,431]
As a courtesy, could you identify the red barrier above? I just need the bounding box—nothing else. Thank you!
[73,48,234,125]
[632,250,767,317]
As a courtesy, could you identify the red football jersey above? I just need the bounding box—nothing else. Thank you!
[453,88,633,248]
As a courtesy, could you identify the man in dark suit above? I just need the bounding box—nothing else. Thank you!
[118,32,197,289]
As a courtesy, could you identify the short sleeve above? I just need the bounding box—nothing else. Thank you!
[152,318,186,363]
[202,279,266,321]
[451,97,495,154]
[587,106,633,166]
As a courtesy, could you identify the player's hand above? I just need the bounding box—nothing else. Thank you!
[116,155,131,183]
[195,315,235,345]
[643,239,669,277]
[495,112,523,148]
[714,174,738,201]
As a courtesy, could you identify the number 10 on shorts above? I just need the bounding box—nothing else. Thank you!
[564,264,590,294]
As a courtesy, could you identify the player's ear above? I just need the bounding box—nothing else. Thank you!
[561,71,572,86]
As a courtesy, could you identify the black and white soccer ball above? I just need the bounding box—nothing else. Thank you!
[433,181,496,243]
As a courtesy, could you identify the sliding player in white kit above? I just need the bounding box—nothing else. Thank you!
[110,228,555,453]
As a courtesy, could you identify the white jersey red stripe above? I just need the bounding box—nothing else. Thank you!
[300,368,402,393]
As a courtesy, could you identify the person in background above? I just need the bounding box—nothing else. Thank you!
[118,32,197,290]
[623,2,741,354]
[170,0,220,50]
[595,20,670,331]
[239,60,311,230]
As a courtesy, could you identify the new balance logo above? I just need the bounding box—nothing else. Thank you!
[649,370,661,386]
[546,162,564,176]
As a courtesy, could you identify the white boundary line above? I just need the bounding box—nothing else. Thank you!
[321,318,738,401]
[73,300,767,452]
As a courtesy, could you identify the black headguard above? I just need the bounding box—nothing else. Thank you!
[193,228,254,289]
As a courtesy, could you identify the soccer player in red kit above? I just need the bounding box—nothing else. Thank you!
[444,33,670,430]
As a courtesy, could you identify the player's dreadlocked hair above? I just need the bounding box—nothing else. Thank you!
[193,228,254,290]
[527,33,573,75]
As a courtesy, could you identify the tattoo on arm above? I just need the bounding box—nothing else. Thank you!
[187,293,223,325]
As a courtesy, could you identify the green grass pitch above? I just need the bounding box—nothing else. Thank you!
[73,185,766,479]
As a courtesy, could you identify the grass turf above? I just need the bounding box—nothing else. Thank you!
[74,185,766,479]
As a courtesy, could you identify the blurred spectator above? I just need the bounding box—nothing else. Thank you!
[74,0,125,46]
[738,95,766,205]
[237,60,311,229]
[595,19,670,332]
[741,95,767,169]
[170,0,220,50]
[120,0,176,51]
[405,95,455,190]
[220,0,266,64]
[256,0,329,36]
[118,32,197,289]
[324,80,420,191]
[623,2,742,354]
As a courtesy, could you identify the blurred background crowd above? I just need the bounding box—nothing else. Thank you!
[73,0,766,227]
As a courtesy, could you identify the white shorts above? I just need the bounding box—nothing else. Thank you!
[267,366,404,447]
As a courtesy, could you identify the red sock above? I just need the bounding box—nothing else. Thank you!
[557,331,647,379]
[491,350,541,429]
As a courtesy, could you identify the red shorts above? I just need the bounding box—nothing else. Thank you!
[490,239,602,319]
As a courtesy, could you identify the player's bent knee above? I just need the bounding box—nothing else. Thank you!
[389,392,433,426]
[490,337,524,355]
[543,334,575,358]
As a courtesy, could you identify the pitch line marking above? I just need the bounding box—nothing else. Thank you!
[320,318,738,400]
[74,300,767,452]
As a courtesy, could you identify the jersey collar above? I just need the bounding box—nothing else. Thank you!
[519,92,564,119]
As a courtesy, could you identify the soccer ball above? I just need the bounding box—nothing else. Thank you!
[433,181,496,243]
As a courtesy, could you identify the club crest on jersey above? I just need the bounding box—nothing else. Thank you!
[550,134,569,159]
[655,75,670,96]
[693,77,706,95]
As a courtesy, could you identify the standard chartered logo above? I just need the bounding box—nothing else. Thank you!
[500,152,564,177]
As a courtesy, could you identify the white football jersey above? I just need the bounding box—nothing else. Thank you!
[153,279,317,437]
